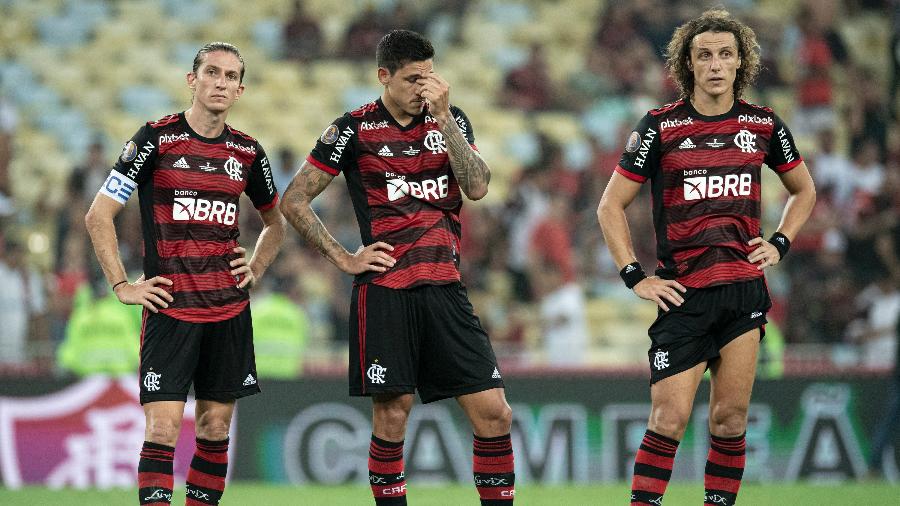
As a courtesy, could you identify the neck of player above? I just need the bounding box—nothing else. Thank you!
[184,106,228,138]
[690,89,734,116]
[380,92,418,127]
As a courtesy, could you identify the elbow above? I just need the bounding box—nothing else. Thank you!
[467,185,488,201]
[278,195,295,219]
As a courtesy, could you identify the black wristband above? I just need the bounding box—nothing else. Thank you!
[620,262,647,289]
[111,280,127,291]
[768,232,790,260]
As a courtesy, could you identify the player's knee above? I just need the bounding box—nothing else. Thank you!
[648,407,691,440]
[145,418,182,446]
[709,404,748,436]
[196,418,231,441]
[474,401,512,436]
[373,404,411,435]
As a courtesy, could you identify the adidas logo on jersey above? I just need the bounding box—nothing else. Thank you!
[378,145,394,157]
[243,374,256,386]
[679,138,695,149]
[173,157,190,169]
[492,367,502,379]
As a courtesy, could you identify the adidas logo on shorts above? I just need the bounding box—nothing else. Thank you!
[173,157,190,169]
[243,374,256,386]
[492,367,502,379]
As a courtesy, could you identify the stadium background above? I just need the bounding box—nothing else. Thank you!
[0,0,898,503]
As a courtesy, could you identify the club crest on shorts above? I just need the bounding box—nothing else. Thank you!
[143,371,161,391]
[653,350,670,371]
[367,362,387,384]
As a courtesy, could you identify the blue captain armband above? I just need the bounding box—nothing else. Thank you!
[99,170,137,205]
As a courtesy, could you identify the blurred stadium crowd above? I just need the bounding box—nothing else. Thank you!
[0,0,898,376]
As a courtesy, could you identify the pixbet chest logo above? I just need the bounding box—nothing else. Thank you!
[172,190,237,225]
[683,171,752,201]
[386,173,449,202]
[659,117,693,130]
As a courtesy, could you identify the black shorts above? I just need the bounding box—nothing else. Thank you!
[647,278,771,384]
[349,282,503,404]
[139,305,260,404]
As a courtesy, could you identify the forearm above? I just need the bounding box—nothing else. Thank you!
[282,198,350,269]
[85,214,128,286]
[775,188,816,241]
[248,216,285,280]
[435,114,490,200]
[598,203,639,271]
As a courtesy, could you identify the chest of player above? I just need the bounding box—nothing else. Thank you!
[153,136,255,196]
[355,121,449,172]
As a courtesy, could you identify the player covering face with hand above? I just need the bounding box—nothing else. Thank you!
[281,29,515,505]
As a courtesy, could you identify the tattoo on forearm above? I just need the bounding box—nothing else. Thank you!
[282,166,347,265]
[437,115,491,197]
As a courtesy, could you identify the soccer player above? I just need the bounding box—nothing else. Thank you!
[84,42,284,505]
[280,30,515,505]
[597,9,815,506]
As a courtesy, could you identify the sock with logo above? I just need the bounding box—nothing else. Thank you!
[185,438,228,505]
[138,441,175,505]
[704,433,746,506]
[473,433,515,505]
[369,435,407,505]
[630,429,679,505]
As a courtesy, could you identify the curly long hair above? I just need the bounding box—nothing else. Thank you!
[665,8,761,99]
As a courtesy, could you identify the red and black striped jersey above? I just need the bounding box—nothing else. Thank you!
[307,99,476,289]
[615,99,803,288]
[101,112,279,323]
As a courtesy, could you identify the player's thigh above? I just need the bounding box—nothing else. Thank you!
[194,306,260,401]
[708,328,761,427]
[349,284,417,396]
[139,310,203,404]
[417,283,503,404]
[647,287,719,385]
[648,361,708,438]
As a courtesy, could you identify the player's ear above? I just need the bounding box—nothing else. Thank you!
[235,84,245,99]
[186,72,196,90]
[377,67,390,86]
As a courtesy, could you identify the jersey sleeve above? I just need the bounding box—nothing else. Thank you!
[764,114,803,173]
[450,105,477,147]
[306,114,357,176]
[614,113,660,183]
[98,123,158,205]
[245,143,279,211]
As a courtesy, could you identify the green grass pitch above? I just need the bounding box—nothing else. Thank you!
[1,482,898,505]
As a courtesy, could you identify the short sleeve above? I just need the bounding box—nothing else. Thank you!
[245,143,279,211]
[451,105,476,146]
[306,114,357,176]
[98,124,158,204]
[764,114,803,173]
[614,113,660,183]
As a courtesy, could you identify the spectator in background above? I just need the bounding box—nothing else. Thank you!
[499,43,555,111]
[282,0,323,63]
[848,67,889,160]
[0,238,47,367]
[811,129,855,208]
[0,80,18,217]
[342,5,387,61]
[791,2,846,137]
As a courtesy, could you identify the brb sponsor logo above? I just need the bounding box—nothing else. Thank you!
[159,133,189,145]
[683,172,752,200]
[172,190,237,225]
[738,114,773,126]
[386,173,449,202]
[659,117,693,130]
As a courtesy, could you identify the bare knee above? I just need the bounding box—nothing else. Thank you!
[145,416,182,447]
[472,401,513,437]
[373,395,413,441]
[648,405,692,441]
[196,415,231,441]
[709,403,748,436]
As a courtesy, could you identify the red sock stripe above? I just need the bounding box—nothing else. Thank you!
[369,457,404,474]
[474,439,513,450]
[138,472,174,489]
[370,444,404,459]
[473,454,514,472]
[140,449,175,460]
[704,475,742,493]
[643,435,678,453]
[708,448,745,468]
[196,441,228,453]
[195,449,228,465]
[186,469,225,492]
[634,449,675,470]
[186,499,207,506]
[632,475,670,494]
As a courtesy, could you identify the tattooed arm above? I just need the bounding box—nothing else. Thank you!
[418,72,491,200]
[280,162,395,275]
